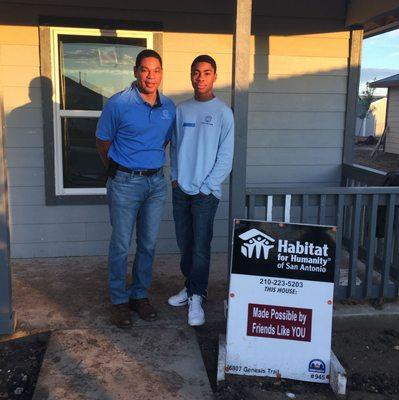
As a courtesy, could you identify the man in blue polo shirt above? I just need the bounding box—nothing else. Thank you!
[96,49,175,328]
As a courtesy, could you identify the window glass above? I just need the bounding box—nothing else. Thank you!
[54,33,148,192]
[59,35,146,110]
[61,117,106,188]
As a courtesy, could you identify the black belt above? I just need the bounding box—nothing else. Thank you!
[116,164,161,176]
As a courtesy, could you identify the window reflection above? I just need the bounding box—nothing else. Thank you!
[58,35,146,110]
[62,117,106,188]
[56,34,147,189]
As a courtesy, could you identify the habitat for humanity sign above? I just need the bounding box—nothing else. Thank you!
[226,219,336,383]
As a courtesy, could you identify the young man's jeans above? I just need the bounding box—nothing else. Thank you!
[107,169,166,304]
[172,186,219,297]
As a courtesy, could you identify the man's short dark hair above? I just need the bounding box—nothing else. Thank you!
[135,49,163,68]
[191,55,217,72]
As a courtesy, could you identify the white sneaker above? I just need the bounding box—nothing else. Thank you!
[168,288,188,307]
[188,295,205,326]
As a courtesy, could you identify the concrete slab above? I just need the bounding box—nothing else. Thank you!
[333,299,399,330]
[11,254,227,334]
[11,253,398,336]
[33,327,212,400]
[11,254,223,400]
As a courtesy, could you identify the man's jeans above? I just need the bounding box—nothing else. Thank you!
[172,186,219,297]
[107,169,166,304]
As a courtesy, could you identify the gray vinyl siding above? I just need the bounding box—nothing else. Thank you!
[0,1,349,258]
[385,89,399,155]
[247,29,349,188]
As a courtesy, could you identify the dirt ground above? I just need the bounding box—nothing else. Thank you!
[1,316,398,400]
[354,143,399,172]
[0,334,48,400]
[196,321,399,400]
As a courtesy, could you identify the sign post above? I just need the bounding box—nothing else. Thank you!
[226,219,336,383]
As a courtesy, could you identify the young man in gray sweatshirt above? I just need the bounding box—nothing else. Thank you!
[169,55,234,326]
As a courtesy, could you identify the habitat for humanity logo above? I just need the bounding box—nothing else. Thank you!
[239,229,275,259]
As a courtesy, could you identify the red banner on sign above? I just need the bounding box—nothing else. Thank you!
[247,304,312,342]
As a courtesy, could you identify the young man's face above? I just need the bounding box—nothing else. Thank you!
[134,56,163,95]
[191,62,217,98]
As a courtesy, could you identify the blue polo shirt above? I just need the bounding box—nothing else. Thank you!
[96,83,175,169]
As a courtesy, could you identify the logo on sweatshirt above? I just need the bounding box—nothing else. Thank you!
[205,115,212,123]
[202,115,214,125]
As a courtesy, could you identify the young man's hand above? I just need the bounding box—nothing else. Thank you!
[172,180,178,189]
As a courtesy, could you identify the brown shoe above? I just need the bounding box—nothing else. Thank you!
[111,303,132,328]
[129,298,158,321]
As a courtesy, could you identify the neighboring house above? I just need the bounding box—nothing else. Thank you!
[370,74,399,153]
[371,97,388,136]
[356,97,387,137]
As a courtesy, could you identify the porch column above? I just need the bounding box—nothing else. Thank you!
[343,28,363,164]
[0,93,14,335]
[229,0,252,259]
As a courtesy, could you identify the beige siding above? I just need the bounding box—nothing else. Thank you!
[1,45,40,66]
[386,89,399,154]
[0,25,39,45]
[266,37,349,58]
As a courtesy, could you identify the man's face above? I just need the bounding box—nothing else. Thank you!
[134,56,162,95]
[191,62,217,97]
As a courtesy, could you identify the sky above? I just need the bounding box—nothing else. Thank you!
[360,29,399,96]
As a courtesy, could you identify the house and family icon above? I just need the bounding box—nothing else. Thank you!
[239,229,275,260]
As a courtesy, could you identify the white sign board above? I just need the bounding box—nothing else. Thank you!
[226,219,336,383]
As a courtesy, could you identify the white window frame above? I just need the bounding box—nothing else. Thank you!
[50,27,153,196]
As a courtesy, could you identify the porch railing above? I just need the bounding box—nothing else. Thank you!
[245,185,399,300]
[342,163,387,186]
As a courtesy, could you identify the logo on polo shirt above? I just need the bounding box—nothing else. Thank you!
[161,109,171,120]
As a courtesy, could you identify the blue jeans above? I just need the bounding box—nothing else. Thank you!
[172,186,219,297]
[107,169,166,304]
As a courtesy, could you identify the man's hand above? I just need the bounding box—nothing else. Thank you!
[172,180,178,189]
[96,138,112,168]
